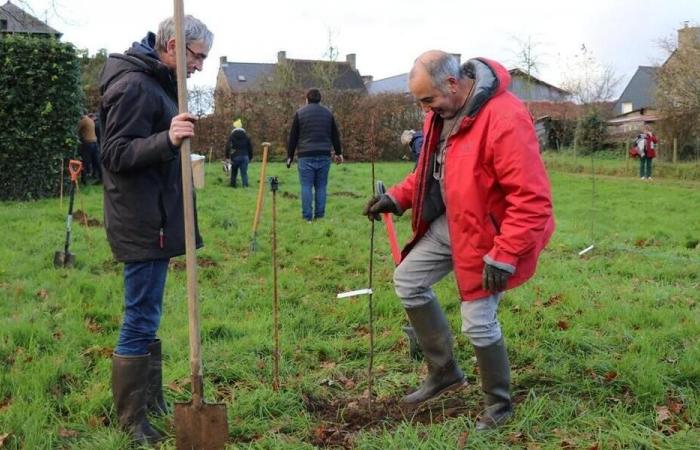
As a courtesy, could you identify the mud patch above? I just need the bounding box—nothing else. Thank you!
[330,191,361,199]
[305,390,475,448]
[169,257,218,270]
[281,191,298,199]
[73,210,102,227]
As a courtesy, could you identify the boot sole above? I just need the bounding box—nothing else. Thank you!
[399,379,468,412]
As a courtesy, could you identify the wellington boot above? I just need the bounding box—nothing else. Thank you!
[400,300,465,408]
[474,338,513,430]
[146,340,169,416]
[112,353,164,445]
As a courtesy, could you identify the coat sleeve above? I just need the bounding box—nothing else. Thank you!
[101,79,177,173]
[286,113,300,159]
[331,115,342,156]
[387,169,417,213]
[485,110,554,272]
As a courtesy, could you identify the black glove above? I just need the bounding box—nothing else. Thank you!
[285,157,292,169]
[482,263,512,293]
[363,194,397,221]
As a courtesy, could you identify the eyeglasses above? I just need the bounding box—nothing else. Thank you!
[186,45,208,62]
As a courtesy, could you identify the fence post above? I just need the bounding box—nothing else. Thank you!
[625,141,630,173]
[673,138,678,164]
[696,137,699,164]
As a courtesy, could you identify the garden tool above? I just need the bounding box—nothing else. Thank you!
[250,142,271,251]
[375,180,421,360]
[269,176,281,391]
[171,3,228,448]
[53,160,83,268]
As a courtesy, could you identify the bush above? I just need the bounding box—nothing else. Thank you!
[0,36,83,201]
[195,90,423,162]
[575,110,608,154]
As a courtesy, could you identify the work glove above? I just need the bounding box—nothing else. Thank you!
[286,158,292,168]
[363,194,397,221]
[482,263,512,293]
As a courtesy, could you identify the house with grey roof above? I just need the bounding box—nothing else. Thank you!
[611,66,658,116]
[366,56,570,103]
[0,1,61,39]
[216,51,366,94]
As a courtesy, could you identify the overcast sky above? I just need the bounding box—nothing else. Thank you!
[19,0,700,95]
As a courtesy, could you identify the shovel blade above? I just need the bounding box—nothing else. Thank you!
[53,251,75,268]
[174,401,228,450]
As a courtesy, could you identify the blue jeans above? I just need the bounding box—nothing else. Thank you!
[298,156,331,220]
[115,259,169,356]
[640,157,652,178]
[230,155,250,187]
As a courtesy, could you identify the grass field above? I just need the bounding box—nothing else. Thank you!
[1,157,699,449]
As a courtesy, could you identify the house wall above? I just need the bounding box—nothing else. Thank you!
[509,76,568,102]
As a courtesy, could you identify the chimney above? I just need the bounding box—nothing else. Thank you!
[677,24,700,50]
[277,51,287,63]
[346,53,356,70]
[450,53,461,65]
[219,56,227,65]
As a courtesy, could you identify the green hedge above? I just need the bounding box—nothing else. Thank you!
[0,36,83,201]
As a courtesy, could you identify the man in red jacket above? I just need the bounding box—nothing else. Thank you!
[364,50,555,429]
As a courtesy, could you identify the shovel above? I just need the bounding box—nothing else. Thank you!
[250,142,271,251]
[53,160,83,268]
[171,2,228,448]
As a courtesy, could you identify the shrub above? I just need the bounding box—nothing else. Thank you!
[0,36,83,201]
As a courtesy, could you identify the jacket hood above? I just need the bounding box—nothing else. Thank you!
[460,57,511,117]
[99,32,176,97]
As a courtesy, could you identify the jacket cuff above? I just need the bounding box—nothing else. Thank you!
[162,131,179,158]
[483,251,516,274]
[386,193,404,215]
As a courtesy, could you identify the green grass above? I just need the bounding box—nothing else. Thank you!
[0,159,699,449]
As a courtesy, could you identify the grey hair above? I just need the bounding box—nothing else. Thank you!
[411,53,463,94]
[155,15,214,52]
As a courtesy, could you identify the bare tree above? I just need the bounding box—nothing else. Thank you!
[560,44,621,106]
[310,28,340,91]
[188,85,214,118]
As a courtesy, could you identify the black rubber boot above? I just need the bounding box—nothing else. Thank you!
[402,325,423,361]
[474,338,513,430]
[400,299,466,408]
[112,353,164,445]
[146,340,169,416]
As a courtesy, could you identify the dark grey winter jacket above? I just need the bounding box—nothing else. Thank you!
[286,103,342,159]
[99,32,202,263]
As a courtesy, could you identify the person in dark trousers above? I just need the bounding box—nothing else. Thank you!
[225,126,253,187]
[78,113,101,183]
[364,51,555,430]
[286,88,343,222]
[636,125,658,180]
[401,129,424,170]
[99,15,213,446]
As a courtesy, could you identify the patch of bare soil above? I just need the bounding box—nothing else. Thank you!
[330,191,361,198]
[281,191,299,199]
[73,209,102,227]
[169,257,218,270]
[305,389,475,448]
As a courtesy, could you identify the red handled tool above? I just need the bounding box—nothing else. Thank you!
[375,180,401,265]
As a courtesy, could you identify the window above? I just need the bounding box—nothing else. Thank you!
[621,102,633,114]
[237,75,246,82]
[0,19,8,31]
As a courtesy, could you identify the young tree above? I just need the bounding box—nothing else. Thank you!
[188,85,214,118]
[560,44,621,106]
[77,48,108,111]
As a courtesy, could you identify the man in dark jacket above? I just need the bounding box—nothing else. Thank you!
[286,88,343,222]
[225,126,253,187]
[99,15,213,445]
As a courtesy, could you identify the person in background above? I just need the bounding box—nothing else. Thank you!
[286,88,343,222]
[637,125,658,180]
[364,51,554,430]
[99,14,213,445]
[78,113,101,184]
[225,124,253,187]
[401,129,424,170]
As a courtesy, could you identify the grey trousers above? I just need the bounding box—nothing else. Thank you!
[393,214,503,347]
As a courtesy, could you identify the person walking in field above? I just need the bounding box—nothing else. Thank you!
[99,14,213,445]
[225,125,253,187]
[636,125,658,180]
[286,88,343,222]
[364,51,555,430]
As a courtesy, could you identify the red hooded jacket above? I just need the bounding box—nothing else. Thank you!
[388,58,555,301]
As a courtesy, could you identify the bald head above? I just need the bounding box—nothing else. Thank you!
[408,50,472,119]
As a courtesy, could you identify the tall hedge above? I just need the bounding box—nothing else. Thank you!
[0,36,83,201]
[197,90,424,162]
